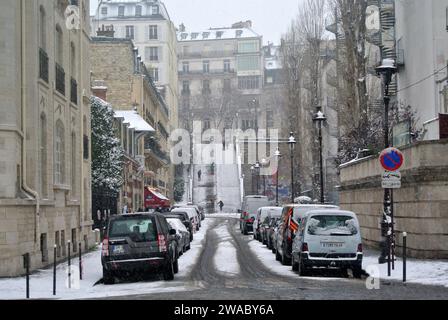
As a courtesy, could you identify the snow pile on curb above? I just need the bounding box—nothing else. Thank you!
[362,250,448,288]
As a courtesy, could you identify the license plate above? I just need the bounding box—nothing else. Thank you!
[321,242,344,248]
[112,245,125,254]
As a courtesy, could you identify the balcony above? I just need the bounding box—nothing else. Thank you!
[178,69,235,78]
[55,63,65,95]
[178,50,236,59]
[70,78,78,105]
[39,48,49,83]
[144,137,170,165]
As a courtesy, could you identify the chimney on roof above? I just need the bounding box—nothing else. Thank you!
[231,20,252,29]
[179,23,186,32]
[92,80,108,101]
[97,24,115,38]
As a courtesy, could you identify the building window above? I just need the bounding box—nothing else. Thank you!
[149,25,158,40]
[238,76,260,90]
[125,25,134,39]
[237,55,260,71]
[266,110,274,128]
[147,47,159,61]
[238,41,259,53]
[151,5,159,15]
[191,33,199,40]
[40,114,48,198]
[55,25,63,65]
[40,233,48,263]
[149,67,159,82]
[71,229,77,253]
[242,120,255,130]
[182,62,189,73]
[54,120,65,185]
[216,31,223,38]
[135,5,142,16]
[203,61,210,73]
[101,6,107,15]
[182,81,190,95]
[203,119,211,131]
[39,6,46,50]
[118,6,125,17]
[202,80,211,94]
[71,133,76,195]
[202,32,210,39]
[236,30,243,38]
[224,60,231,72]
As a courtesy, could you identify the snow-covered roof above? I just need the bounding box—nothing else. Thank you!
[177,27,260,42]
[114,110,155,132]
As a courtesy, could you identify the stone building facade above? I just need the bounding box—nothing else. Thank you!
[0,0,94,276]
[90,37,171,211]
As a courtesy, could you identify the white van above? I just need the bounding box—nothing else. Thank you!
[240,196,271,235]
[291,210,363,278]
[254,207,281,242]
[171,207,199,232]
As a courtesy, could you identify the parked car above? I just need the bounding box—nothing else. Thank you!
[253,207,273,241]
[268,218,281,252]
[172,207,200,232]
[240,196,271,235]
[276,204,339,266]
[172,203,204,221]
[166,218,191,256]
[291,210,363,278]
[260,207,283,247]
[101,213,179,284]
[163,212,194,242]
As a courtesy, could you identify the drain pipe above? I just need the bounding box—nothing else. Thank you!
[21,0,40,244]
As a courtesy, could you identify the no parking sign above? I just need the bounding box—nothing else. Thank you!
[379,148,404,172]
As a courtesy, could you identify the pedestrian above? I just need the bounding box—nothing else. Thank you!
[198,169,202,181]
[218,200,224,212]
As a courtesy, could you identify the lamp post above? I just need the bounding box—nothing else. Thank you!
[275,148,282,206]
[313,109,327,204]
[254,161,260,195]
[261,158,267,196]
[288,132,296,203]
[250,165,255,194]
[375,58,397,267]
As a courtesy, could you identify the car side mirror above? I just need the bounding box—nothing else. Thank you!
[169,229,177,236]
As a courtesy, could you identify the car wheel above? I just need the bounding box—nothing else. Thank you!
[275,249,281,261]
[272,246,276,254]
[103,267,115,285]
[163,260,175,281]
[173,258,179,274]
[292,255,299,272]
[298,257,308,277]
[243,228,248,235]
[352,265,363,279]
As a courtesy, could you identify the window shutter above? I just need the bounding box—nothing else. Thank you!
[145,25,150,41]
[157,25,162,40]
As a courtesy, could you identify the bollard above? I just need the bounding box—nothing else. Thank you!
[403,232,407,283]
[53,245,57,296]
[67,240,71,289]
[23,253,30,299]
[79,242,82,280]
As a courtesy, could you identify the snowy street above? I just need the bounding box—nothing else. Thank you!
[1,215,448,300]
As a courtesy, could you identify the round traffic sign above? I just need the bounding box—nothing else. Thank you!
[380,148,404,171]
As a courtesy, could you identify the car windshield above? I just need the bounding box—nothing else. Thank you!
[109,217,157,242]
[307,215,358,236]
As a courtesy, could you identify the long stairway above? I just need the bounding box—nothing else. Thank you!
[216,144,242,213]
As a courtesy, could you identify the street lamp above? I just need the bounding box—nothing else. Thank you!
[287,132,296,203]
[261,158,267,196]
[250,165,255,195]
[313,109,327,204]
[275,148,282,206]
[376,58,397,268]
[254,161,261,195]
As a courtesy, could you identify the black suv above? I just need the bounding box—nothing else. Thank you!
[101,213,179,284]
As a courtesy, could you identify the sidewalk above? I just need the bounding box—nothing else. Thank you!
[363,249,448,288]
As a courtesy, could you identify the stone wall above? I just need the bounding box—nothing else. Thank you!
[339,139,448,259]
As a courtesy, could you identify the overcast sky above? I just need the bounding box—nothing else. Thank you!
[89,0,301,45]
